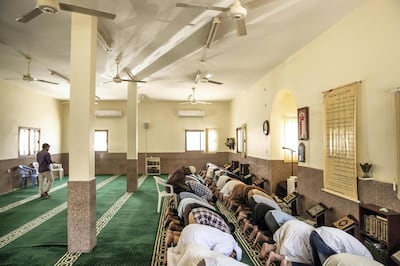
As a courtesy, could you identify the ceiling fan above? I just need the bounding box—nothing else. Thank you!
[180,87,211,105]
[16,0,116,23]
[193,56,223,85]
[176,0,274,36]
[103,58,146,85]
[194,70,223,85]
[177,0,248,36]
[4,57,59,85]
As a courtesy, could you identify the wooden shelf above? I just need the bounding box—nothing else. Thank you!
[146,157,160,175]
[359,204,400,265]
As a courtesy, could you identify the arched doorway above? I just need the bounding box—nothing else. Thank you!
[269,89,298,194]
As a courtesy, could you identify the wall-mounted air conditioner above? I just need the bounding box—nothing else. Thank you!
[178,109,205,117]
[95,109,122,117]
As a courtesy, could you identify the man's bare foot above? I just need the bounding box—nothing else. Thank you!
[240,218,248,230]
[165,230,174,247]
[253,231,271,247]
[243,220,254,233]
[248,225,259,240]
[237,211,247,222]
[168,221,182,231]
[259,243,276,259]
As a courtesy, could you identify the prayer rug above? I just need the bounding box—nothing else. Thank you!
[216,201,267,266]
[151,196,170,266]
[150,197,272,266]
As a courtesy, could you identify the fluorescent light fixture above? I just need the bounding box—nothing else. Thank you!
[97,27,112,52]
[49,69,69,83]
[205,17,220,49]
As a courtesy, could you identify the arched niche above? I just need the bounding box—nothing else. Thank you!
[270,89,298,159]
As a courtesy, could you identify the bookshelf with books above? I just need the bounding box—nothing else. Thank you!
[146,157,160,175]
[359,204,400,265]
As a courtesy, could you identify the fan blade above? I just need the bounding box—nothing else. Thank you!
[208,79,223,85]
[3,78,22,80]
[120,79,146,83]
[35,79,59,85]
[194,72,202,84]
[100,80,113,86]
[59,3,116,20]
[235,18,247,36]
[196,101,211,105]
[176,3,228,12]
[16,7,43,23]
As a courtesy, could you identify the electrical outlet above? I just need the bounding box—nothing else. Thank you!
[7,169,11,173]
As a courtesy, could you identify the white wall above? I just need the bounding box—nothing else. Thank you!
[231,0,400,184]
[0,80,62,159]
[61,100,231,154]
[139,101,231,153]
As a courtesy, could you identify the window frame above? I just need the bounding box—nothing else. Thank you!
[18,126,40,157]
[94,129,109,152]
[185,130,205,152]
[236,127,243,153]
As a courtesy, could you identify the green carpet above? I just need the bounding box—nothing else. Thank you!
[0,174,264,266]
[0,175,160,266]
[74,176,160,265]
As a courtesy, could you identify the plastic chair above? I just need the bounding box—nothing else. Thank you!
[50,163,64,180]
[18,165,38,187]
[153,176,177,213]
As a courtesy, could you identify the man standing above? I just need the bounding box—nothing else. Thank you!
[37,143,54,198]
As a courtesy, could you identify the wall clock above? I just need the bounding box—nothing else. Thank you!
[263,120,270,135]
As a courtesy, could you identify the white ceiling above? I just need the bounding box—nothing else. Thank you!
[0,0,365,103]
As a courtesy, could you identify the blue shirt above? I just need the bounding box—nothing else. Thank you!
[36,149,52,173]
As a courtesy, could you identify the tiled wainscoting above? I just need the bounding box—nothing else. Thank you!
[0,153,66,194]
[297,166,400,226]
[2,152,399,228]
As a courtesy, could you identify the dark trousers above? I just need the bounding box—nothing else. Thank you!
[249,203,274,232]
[309,231,337,266]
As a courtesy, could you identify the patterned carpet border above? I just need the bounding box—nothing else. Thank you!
[216,201,266,266]
[151,196,169,266]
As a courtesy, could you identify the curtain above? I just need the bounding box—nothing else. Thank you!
[394,91,400,199]
[205,128,217,153]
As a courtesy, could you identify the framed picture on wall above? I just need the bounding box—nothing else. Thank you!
[298,107,309,140]
[298,142,305,162]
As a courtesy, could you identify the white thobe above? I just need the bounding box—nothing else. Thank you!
[273,219,315,265]
[168,224,242,262]
[316,226,373,259]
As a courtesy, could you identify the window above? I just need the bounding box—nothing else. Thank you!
[185,130,204,151]
[19,127,40,157]
[236,127,243,153]
[283,116,298,162]
[94,130,108,151]
[236,124,247,157]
